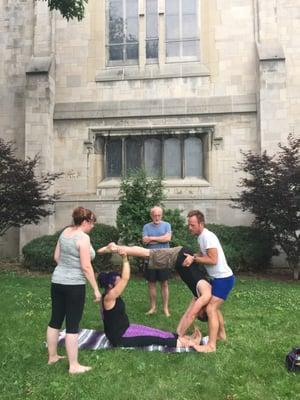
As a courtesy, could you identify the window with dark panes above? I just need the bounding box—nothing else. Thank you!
[104,134,203,179]
[106,138,122,177]
[146,0,158,60]
[108,0,139,63]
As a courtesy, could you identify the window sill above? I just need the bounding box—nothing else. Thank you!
[95,62,210,83]
[97,177,209,189]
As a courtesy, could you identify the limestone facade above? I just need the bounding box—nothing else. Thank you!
[0,0,299,257]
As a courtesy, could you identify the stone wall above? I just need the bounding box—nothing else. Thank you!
[0,0,299,264]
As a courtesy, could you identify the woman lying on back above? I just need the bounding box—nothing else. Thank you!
[98,249,202,349]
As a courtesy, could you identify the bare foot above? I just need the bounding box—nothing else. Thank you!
[146,308,156,315]
[48,355,66,365]
[192,327,202,343]
[163,309,171,317]
[217,332,227,341]
[192,343,216,353]
[97,242,118,254]
[69,365,92,374]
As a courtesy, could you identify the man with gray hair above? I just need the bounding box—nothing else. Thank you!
[142,206,172,317]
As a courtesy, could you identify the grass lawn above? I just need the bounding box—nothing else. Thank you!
[0,269,299,400]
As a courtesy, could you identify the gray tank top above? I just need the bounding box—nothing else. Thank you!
[51,231,96,285]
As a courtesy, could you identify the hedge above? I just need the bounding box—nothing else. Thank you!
[22,222,274,273]
[22,223,119,272]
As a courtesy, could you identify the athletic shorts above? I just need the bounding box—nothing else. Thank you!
[211,275,235,300]
[144,266,171,282]
[148,247,182,270]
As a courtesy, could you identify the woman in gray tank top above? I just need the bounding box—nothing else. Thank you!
[46,207,101,374]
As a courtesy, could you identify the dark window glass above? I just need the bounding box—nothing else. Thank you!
[184,137,202,177]
[126,138,142,172]
[106,139,122,177]
[164,138,181,177]
[144,138,161,176]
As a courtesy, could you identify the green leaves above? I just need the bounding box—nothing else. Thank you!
[44,0,88,21]
[233,134,300,278]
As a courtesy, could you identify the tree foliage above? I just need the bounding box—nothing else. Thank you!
[116,169,165,245]
[43,0,88,21]
[232,134,300,279]
[0,139,62,236]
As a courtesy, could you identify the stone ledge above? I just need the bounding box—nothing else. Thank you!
[54,94,256,120]
[256,40,285,62]
[95,62,210,82]
[26,56,52,74]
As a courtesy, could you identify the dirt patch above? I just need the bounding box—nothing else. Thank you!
[0,260,50,276]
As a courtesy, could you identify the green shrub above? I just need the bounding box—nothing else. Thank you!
[156,213,274,272]
[116,169,165,245]
[206,224,274,272]
[22,223,119,272]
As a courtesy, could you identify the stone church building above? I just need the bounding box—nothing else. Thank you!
[1,0,299,257]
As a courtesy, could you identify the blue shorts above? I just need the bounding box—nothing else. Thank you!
[211,275,235,300]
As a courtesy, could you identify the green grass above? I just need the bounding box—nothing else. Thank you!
[0,270,299,400]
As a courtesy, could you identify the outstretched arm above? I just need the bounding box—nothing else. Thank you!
[104,253,130,303]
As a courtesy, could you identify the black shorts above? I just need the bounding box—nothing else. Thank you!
[144,262,171,282]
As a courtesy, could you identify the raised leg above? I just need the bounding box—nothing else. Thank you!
[97,242,150,258]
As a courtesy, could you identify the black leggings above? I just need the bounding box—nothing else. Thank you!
[116,335,178,348]
[48,283,85,334]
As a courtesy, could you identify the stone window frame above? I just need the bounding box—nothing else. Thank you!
[89,125,214,187]
[96,0,213,82]
[106,0,201,67]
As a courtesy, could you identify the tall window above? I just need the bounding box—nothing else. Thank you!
[104,134,203,179]
[146,0,158,60]
[107,0,199,64]
[108,0,139,63]
[165,0,199,61]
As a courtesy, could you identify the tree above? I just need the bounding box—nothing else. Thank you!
[232,134,300,279]
[43,0,88,21]
[0,139,62,237]
[116,169,165,245]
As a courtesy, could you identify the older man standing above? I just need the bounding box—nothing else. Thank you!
[183,210,235,352]
[142,206,172,317]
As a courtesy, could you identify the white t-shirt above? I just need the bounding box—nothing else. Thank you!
[197,228,233,279]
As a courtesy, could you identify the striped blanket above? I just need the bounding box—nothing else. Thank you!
[58,329,208,353]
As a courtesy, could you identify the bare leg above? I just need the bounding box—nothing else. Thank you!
[66,333,92,374]
[146,281,157,315]
[47,326,66,364]
[176,280,211,336]
[97,242,150,258]
[161,280,170,317]
[217,310,226,340]
[193,296,224,353]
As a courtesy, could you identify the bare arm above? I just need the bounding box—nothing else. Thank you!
[182,248,218,267]
[54,241,60,264]
[143,232,172,245]
[78,236,101,303]
[104,254,130,304]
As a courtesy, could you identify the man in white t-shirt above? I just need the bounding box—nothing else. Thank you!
[182,210,235,352]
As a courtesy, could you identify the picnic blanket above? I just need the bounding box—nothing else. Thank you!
[58,329,209,353]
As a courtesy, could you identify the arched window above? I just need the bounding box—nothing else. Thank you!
[164,138,181,177]
[184,137,203,177]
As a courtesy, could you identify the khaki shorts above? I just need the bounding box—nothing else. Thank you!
[148,247,182,270]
